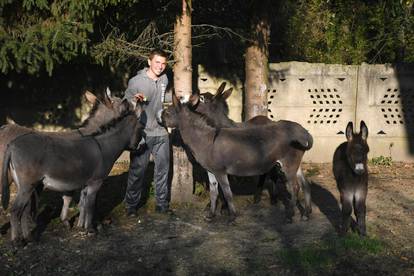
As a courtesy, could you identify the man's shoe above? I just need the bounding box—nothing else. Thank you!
[126,208,138,218]
[155,206,174,215]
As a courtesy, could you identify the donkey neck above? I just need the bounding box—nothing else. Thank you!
[93,115,138,172]
[217,116,237,128]
[178,109,217,158]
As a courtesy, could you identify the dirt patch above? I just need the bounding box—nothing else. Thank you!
[1,162,414,275]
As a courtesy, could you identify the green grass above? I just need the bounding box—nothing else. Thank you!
[279,233,384,274]
[370,156,393,167]
[305,166,320,177]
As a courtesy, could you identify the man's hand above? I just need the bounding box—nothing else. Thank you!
[134,93,147,102]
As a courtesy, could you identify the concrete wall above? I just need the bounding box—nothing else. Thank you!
[197,62,414,163]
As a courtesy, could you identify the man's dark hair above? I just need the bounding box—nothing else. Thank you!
[149,49,168,60]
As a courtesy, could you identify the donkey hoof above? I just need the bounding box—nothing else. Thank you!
[253,196,261,204]
[301,214,310,222]
[203,214,215,222]
[11,238,27,248]
[270,199,278,205]
[63,220,72,230]
[87,228,97,236]
[220,207,229,216]
[227,214,237,223]
[284,217,293,224]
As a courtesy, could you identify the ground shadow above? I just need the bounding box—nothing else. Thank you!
[1,165,155,240]
[310,181,341,232]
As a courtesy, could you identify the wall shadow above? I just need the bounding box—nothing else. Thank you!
[395,63,414,154]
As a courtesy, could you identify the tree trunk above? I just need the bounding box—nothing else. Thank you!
[173,0,192,99]
[171,0,194,203]
[244,1,271,120]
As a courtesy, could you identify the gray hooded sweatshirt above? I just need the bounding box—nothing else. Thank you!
[123,68,169,137]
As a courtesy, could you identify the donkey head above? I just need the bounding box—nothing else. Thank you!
[160,93,201,132]
[128,101,145,150]
[81,88,125,134]
[345,120,369,175]
[195,82,233,119]
[160,94,181,130]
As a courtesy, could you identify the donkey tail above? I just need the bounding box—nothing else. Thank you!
[292,129,313,151]
[1,145,11,210]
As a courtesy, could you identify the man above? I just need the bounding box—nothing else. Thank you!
[123,49,172,217]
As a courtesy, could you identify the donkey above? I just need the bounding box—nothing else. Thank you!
[195,82,313,219]
[333,121,369,236]
[0,89,123,228]
[1,99,143,243]
[162,94,313,222]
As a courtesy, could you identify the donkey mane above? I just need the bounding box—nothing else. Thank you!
[79,100,102,128]
[188,107,222,141]
[89,108,134,136]
[189,107,219,130]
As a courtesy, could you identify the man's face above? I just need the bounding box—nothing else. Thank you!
[148,55,167,77]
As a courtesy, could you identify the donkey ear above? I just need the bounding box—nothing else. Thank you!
[103,87,113,108]
[221,88,233,100]
[84,90,98,105]
[345,121,354,141]
[216,82,227,95]
[360,120,368,140]
[172,94,182,110]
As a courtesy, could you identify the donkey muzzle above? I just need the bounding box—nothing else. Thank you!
[354,163,365,175]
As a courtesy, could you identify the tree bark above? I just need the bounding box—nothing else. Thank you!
[173,0,192,99]
[244,1,271,120]
[171,0,194,203]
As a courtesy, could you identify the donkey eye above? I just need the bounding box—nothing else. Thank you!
[200,95,205,103]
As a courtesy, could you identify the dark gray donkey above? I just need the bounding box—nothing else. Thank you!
[161,94,313,223]
[195,82,313,219]
[1,99,143,243]
[333,121,369,236]
[0,90,124,228]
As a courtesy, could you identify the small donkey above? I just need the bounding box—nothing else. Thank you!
[333,121,369,236]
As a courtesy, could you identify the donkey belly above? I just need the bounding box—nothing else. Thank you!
[42,175,84,192]
[224,157,276,176]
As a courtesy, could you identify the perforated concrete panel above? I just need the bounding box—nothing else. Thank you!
[356,63,414,161]
[268,62,358,162]
[195,62,414,162]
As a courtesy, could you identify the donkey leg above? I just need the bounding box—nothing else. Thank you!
[20,203,34,242]
[77,188,88,228]
[354,189,367,236]
[339,191,353,236]
[253,174,267,204]
[205,172,219,221]
[271,168,298,223]
[60,193,73,229]
[297,168,312,220]
[84,180,103,233]
[215,174,237,221]
[10,189,33,243]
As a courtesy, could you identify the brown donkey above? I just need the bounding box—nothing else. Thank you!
[333,121,369,236]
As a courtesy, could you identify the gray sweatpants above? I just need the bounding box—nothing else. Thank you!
[125,135,170,210]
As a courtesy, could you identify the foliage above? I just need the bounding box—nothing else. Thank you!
[274,0,414,64]
[0,0,123,75]
[1,0,414,76]
[305,166,320,177]
[279,233,384,274]
[370,156,393,167]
